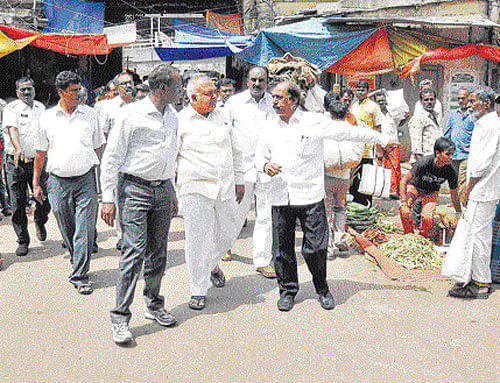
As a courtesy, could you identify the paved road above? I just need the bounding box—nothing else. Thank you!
[0,205,498,382]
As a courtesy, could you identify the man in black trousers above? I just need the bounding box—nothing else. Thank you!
[255,81,393,311]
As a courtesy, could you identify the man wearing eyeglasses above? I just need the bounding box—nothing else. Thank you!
[33,71,105,295]
[3,77,50,257]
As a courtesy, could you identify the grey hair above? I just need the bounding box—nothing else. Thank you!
[470,85,495,110]
[186,75,211,98]
[418,79,433,90]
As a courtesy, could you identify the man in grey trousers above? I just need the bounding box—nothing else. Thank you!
[100,64,182,345]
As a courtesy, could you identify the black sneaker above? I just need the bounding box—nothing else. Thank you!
[277,295,294,312]
[2,208,11,217]
[15,243,29,256]
[318,292,335,310]
[35,222,47,242]
[448,281,491,300]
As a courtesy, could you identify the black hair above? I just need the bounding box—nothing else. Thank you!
[340,88,354,99]
[148,64,180,92]
[55,71,81,91]
[356,80,369,90]
[220,78,236,88]
[16,77,34,89]
[434,137,455,155]
[329,100,348,120]
[285,82,301,103]
[248,66,269,80]
[324,90,340,112]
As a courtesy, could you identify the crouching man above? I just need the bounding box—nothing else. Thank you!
[399,137,461,238]
[255,81,395,312]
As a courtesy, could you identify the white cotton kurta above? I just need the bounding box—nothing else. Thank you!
[225,90,276,268]
[442,112,500,284]
[176,105,244,296]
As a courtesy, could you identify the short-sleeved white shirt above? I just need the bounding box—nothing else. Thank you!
[3,99,45,158]
[36,103,105,177]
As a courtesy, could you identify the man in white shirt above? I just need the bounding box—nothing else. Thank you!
[97,71,136,251]
[177,75,245,311]
[216,78,236,108]
[224,66,277,278]
[98,71,136,137]
[33,71,105,295]
[408,89,442,162]
[374,92,401,198]
[255,81,393,312]
[100,64,181,345]
[4,77,50,256]
[443,87,500,300]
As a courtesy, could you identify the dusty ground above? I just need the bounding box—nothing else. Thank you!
[0,199,498,383]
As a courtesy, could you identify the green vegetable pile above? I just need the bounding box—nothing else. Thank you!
[345,203,379,232]
[378,233,443,270]
[345,203,403,234]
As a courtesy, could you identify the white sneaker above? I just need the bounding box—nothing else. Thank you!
[111,322,133,345]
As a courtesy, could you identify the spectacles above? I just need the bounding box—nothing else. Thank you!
[118,80,133,86]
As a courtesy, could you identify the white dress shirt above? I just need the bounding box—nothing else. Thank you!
[255,109,390,206]
[3,99,45,159]
[380,110,399,142]
[37,103,104,178]
[97,95,128,135]
[466,112,500,202]
[100,96,178,203]
[176,105,244,201]
[225,90,275,183]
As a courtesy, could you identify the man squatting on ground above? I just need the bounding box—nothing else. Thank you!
[443,86,500,300]
[399,137,461,238]
[255,81,395,312]
[100,64,182,345]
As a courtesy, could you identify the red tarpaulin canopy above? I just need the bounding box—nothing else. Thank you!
[402,43,500,78]
[0,25,123,55]
[326,27,395,75]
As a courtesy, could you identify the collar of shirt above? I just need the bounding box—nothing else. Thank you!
[54,102,85,119]
[276,108,303,128]
[183,104,219,121]
[242,90,273,107]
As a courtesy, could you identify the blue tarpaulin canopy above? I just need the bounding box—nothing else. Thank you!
[236,18,378,70]
[43,0,105,34]
[155,19,252,61]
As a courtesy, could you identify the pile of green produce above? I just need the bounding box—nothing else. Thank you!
[345,202,379,232]
[379,233,443,270]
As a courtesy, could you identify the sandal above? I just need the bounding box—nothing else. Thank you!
[210,266,226,288]
[448,282,490,300]
[75,283,94,295]
[188,296,206,310]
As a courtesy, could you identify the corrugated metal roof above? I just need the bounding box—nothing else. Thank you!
[324,15,500,28]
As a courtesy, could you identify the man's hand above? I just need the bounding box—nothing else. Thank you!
[399,202,410,218]
[264,162,282,177]
[33,184,45,204]
[101,202,116,227]
[13,147,23,167]
[171,195,178,218]
[235,184,245,204]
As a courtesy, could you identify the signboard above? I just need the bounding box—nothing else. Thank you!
[449,72,477,110]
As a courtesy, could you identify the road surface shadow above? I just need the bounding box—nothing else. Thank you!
[132,273,277,339]
[1,239,67,270]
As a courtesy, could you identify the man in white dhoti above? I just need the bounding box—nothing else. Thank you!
[177,75,245,310]
[442,87,500,299]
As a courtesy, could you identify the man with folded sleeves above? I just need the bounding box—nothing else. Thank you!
[100,64,182,345]
[255,81,394,312]
[177,75,245,311]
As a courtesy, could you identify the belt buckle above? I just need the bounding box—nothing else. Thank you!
[150,180,162,187]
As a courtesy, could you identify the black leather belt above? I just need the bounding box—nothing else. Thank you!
[121,173,168,187]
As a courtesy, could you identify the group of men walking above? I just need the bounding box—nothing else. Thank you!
[1,61,498,347]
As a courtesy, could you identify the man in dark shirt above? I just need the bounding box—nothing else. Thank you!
[399,137,461,237]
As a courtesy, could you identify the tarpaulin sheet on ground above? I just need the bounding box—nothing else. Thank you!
[0,24,134,56]
[155,19,252,61]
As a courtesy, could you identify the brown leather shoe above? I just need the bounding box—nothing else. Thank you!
[256,265,277,279]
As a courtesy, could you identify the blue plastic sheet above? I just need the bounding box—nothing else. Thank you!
[43,0,104,34]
